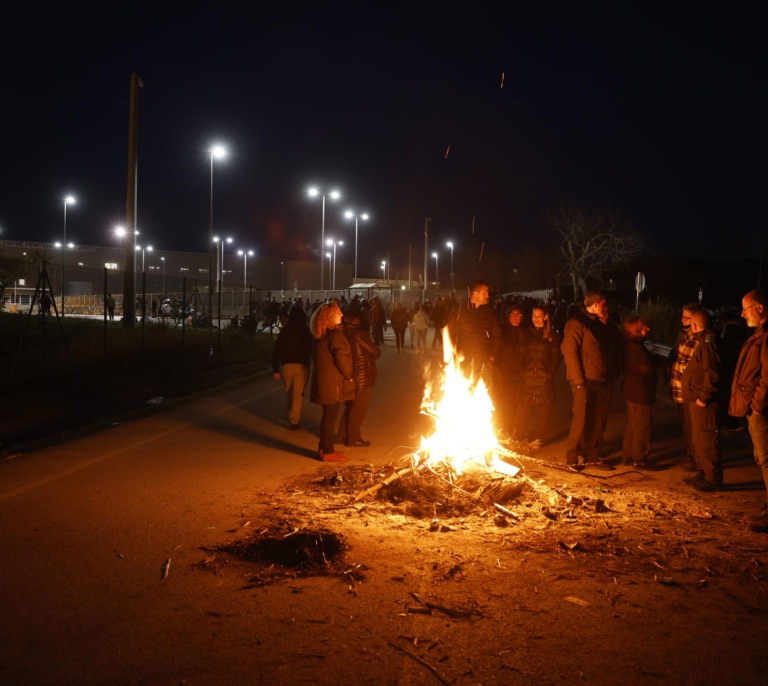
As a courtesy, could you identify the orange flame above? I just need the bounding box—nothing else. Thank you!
[415,331,519,477]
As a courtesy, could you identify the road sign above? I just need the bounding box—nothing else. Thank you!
[635,272,646,293]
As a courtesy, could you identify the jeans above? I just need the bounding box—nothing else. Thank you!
[280,363,309,425]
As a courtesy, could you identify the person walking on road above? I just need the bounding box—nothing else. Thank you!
[272,305,313,431]
[309,302,355,462]
[412,304,430,354]
[729,289,768,532]
[390,301,409,354]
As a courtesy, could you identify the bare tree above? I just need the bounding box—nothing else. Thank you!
[544,205,643,300]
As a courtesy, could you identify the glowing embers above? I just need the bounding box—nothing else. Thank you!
[416,337,519,478]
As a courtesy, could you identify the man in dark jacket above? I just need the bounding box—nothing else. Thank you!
[729,289,768,532]
[680,310,722,491]
[561,290,612,469]
[449,280,502,391]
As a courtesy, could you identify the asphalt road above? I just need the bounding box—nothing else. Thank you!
[1,327,763,684]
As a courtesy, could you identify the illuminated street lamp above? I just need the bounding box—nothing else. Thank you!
[326,238,344,291]
[432,252,439,286]
[381,260,386,282]
[308,187,341,289]
[343,209,369,282]
[209,144,227,307]
[446,241,454,291]
[160,256,166,295]
[326,252,333,289]
[61,195,75,315]
[237,249,254,312]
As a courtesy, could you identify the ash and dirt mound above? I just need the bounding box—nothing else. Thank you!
[204,454,768,590]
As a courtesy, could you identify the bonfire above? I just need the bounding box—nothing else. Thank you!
[413,332,520,479]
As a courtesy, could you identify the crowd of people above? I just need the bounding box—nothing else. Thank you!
[269,282,768,535]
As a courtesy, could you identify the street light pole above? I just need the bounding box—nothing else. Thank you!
[209,144,227,323]
[308,187,340,290]
[237,249,253,313]
[432,252,439,287]
[446,241,454,292]
[160,256,166,296]
[344,210,369,282]
[62,195,75,315]
[326,239,344,291]
[136,244,152,272]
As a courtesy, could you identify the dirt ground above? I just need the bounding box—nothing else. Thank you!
[194,442,768,686]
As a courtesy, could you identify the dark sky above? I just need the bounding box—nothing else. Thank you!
[1,2,765,278]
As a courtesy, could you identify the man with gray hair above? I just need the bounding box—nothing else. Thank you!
[729,289,768,533]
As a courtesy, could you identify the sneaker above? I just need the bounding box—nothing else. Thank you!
[687,473,721,492]
[320,451,348,463]
[349,439,371,448]
[748,514,768,533]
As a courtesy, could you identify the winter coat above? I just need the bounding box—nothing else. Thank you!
[561,308,606,385]
[622,336,656,405]
[271,308,312,373]
[495,322,525,381]
[729,322,768,417]
[680,329,720,405]
[310,328,355,406]
[519,327,561,405]
[343,321,381,393]
[390,306,410,334]
[450,302,502,365]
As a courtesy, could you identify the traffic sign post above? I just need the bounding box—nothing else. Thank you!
[635,272,646,314]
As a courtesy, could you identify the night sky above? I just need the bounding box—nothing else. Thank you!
[1,3,765,278]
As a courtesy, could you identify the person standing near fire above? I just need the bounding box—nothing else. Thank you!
[309,301,355,462]
[339,309,380,447]
[561,290,613,469]
[494,305,526,437]
[448,280,502,392]
[678,309,722,491]
[515,305,561,448]
[729,289,768,532]
[621,316,656,469]
[670,302,704,471]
